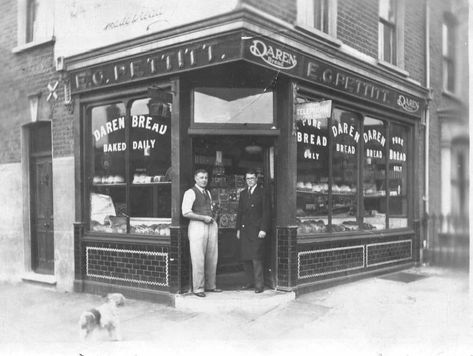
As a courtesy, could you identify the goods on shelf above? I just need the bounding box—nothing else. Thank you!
[296,219,327,234]
[130,217,171,236]
[93,175,125,184]
[296,182,356,194]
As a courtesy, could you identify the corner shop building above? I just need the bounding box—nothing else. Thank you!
[22,8,428,304]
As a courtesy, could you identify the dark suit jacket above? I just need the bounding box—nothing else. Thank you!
[236,184,270,260]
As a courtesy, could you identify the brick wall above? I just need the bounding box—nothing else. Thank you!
[297,236,414,283]
[82,240,169,290]
[0,0,73,163]
[404,0,426,84]
[337,0,379,58]
[242,0,296,23]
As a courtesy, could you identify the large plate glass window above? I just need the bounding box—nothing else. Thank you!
[388,123,408,228]
[296,97,330,234]
[362,117,387,230]
[295,93,412,235]
[88,90,172,236]
[193,88,273,126]
[90,103,127,234]
[331,108,360,231]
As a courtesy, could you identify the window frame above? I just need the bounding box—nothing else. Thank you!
[296,0,338,40]
[442,14,457,94]
[83,85,174,239]
[15,0,54,51]
[190,87,278,134]
[377,0,405,69]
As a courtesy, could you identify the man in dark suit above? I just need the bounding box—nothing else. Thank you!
[236,169,270,293]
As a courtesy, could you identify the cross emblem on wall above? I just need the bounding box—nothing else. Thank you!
[46,80,59,101]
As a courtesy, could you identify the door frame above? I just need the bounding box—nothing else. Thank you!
[21,121,54,275]
[189,134,278,288]
[30,153,54,273]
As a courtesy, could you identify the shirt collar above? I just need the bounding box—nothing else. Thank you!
[195,185,206,194]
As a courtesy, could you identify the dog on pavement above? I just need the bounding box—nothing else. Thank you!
[78,293,125,341]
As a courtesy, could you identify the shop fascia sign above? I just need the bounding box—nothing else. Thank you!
[244,38,423,118]
[69,34,241,93]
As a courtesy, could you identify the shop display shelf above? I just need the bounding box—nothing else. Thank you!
[131,182,171,186]
[296,189,356,195]
[92,183,126,187]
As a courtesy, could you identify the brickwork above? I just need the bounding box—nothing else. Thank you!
[276,226,298,288]
[297,236,413,283]
[82,241,169,290]
[404,0,426,84]
[0,0,73,163]
[242,0,296,23]
[298,245,364,279]
[366,240,412,266]
[337,0,378,58]
[169,226,191,294]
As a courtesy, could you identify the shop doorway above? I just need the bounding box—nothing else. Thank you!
[30,122,54,274]
[192,136,276,289]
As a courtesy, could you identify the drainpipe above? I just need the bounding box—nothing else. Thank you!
[423,0,431,264]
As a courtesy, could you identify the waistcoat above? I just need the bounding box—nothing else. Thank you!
[191,186,212,215]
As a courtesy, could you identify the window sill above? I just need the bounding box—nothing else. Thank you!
[442,90,463,103]
[12,37,55,54]
[377,60,409,77]
[295,24,342,48]
[297,228,415,244]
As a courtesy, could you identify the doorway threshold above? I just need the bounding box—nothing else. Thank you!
[22,272,57,286]
[174,289,295,313]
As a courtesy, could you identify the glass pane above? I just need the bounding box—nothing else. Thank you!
[90,103,127,233]
[331,108,360,231]
[313,0,329,33]
[129,97,172,236]
[382,23,395,64]
[362,117,387,230]
[379,0,395,22]
[388,124,408,229]
[194,88,273,124]
[296,97,330,234]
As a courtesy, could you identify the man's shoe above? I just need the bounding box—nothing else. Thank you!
[205,288,223,293]
[193,292,206,297]
[255,288,264,294]
[240,284,254,290]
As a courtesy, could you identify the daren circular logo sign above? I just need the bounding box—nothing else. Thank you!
[249,39,298,70]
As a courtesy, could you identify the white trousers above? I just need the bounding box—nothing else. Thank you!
[188,220,218,293]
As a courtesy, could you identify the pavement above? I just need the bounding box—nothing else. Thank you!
[0,266,471,356]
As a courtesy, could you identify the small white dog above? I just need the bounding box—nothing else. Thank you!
[79,293,125,341]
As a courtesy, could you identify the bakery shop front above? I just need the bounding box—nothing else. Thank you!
[67,27,426,304]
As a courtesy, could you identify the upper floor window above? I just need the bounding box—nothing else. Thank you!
[442,14,457,93]
[296,0,337,37]
[378,0,397,65]
[16,0,53,48]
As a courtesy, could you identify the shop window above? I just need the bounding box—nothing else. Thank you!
[296,0,337,37]
[88,93,172,236]
[296,97,330,233]
[388,123,408,229]
[16,0,53,48]
[193,87,273,126]
[442,14,457,93]
[296,93,412,235]
[331,108,360,231]
[362,117,387,230]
